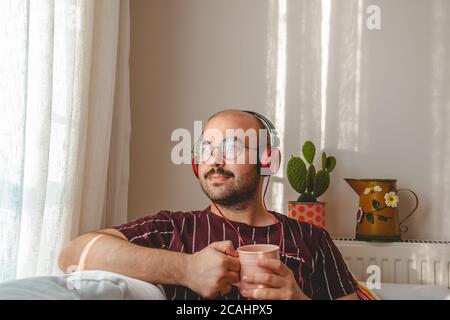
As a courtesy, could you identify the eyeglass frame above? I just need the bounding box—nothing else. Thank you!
[192,136,260,164]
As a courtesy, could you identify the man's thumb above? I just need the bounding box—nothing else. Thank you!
[209,240,238,257]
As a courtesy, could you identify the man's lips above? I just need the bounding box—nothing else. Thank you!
[208,174,232,182]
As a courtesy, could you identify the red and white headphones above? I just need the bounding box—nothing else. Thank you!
[191,110,281,179]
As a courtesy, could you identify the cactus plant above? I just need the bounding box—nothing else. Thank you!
[287,141,336,202]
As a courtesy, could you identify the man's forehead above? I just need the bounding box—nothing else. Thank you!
[203,124,257,137]
[203,112,263,134]
[201,111,268,144]
[201,129,261,144]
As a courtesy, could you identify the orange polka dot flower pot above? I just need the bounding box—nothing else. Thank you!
[286,141,336,230]
[288,201,326,228]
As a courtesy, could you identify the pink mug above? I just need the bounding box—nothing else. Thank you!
[234,244,280,294]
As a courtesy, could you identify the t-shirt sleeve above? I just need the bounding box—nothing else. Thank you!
[312,229,357,300]
[113,211,175,249]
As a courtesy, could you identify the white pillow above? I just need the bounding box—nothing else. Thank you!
[0,270,167,300]
[368,282,450,300]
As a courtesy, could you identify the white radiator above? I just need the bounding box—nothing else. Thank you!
[333,238,450,287]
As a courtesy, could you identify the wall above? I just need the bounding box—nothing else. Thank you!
[128,0,450,240]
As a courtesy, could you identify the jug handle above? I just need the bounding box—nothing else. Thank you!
[397,189,419,233]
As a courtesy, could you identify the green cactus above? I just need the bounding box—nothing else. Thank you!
[286,156,307,194]
[297,193,317,202]
[325,156,336,172]
[322,152,327,170]
[313,170,330,198]
[306,165,315,193]
[302,141,315,164]
[287,141,336,202]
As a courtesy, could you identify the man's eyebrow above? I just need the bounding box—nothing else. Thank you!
[199,135,219,144]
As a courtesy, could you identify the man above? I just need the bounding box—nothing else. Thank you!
[58,110,358,300]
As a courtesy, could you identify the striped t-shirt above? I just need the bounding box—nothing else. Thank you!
[113,206,356,300]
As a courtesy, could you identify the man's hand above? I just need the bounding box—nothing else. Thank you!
[183,240,240,299]
[240,258,310,300]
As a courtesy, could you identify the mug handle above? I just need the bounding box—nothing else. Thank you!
[397,189,419,233]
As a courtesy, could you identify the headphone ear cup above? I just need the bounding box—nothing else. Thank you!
[259,147,281,176]
[270,147,281,175]
[191,157,199,178]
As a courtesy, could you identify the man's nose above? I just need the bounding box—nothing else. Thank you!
[210,146,225,165]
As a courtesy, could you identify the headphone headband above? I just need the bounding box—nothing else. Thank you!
[242,110,280,148]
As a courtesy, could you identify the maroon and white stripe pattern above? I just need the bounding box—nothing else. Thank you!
[114,207,356,300]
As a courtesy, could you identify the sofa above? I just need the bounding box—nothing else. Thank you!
[0,270,449,300]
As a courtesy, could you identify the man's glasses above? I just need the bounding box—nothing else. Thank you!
[194,136,257,163]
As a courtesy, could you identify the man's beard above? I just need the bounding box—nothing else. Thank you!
[199,167,260,208]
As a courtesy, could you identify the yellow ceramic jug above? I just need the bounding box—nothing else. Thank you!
[345,179,419,242]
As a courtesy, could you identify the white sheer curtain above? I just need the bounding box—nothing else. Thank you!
[0,0,130,282]
[263,0,450,241]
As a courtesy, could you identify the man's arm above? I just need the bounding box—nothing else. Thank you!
[58,230,240,298]
[58,229,189,286]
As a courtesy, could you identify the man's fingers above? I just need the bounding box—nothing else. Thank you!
[242,273,286,288]
[220,283,233,295]
[225,248,238,257]
[241,287,284,300]
[208,240,230,252]
[224,271,240,284]
[209,240,238,257]
[224,256,241,272]
[257,258,290,276]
